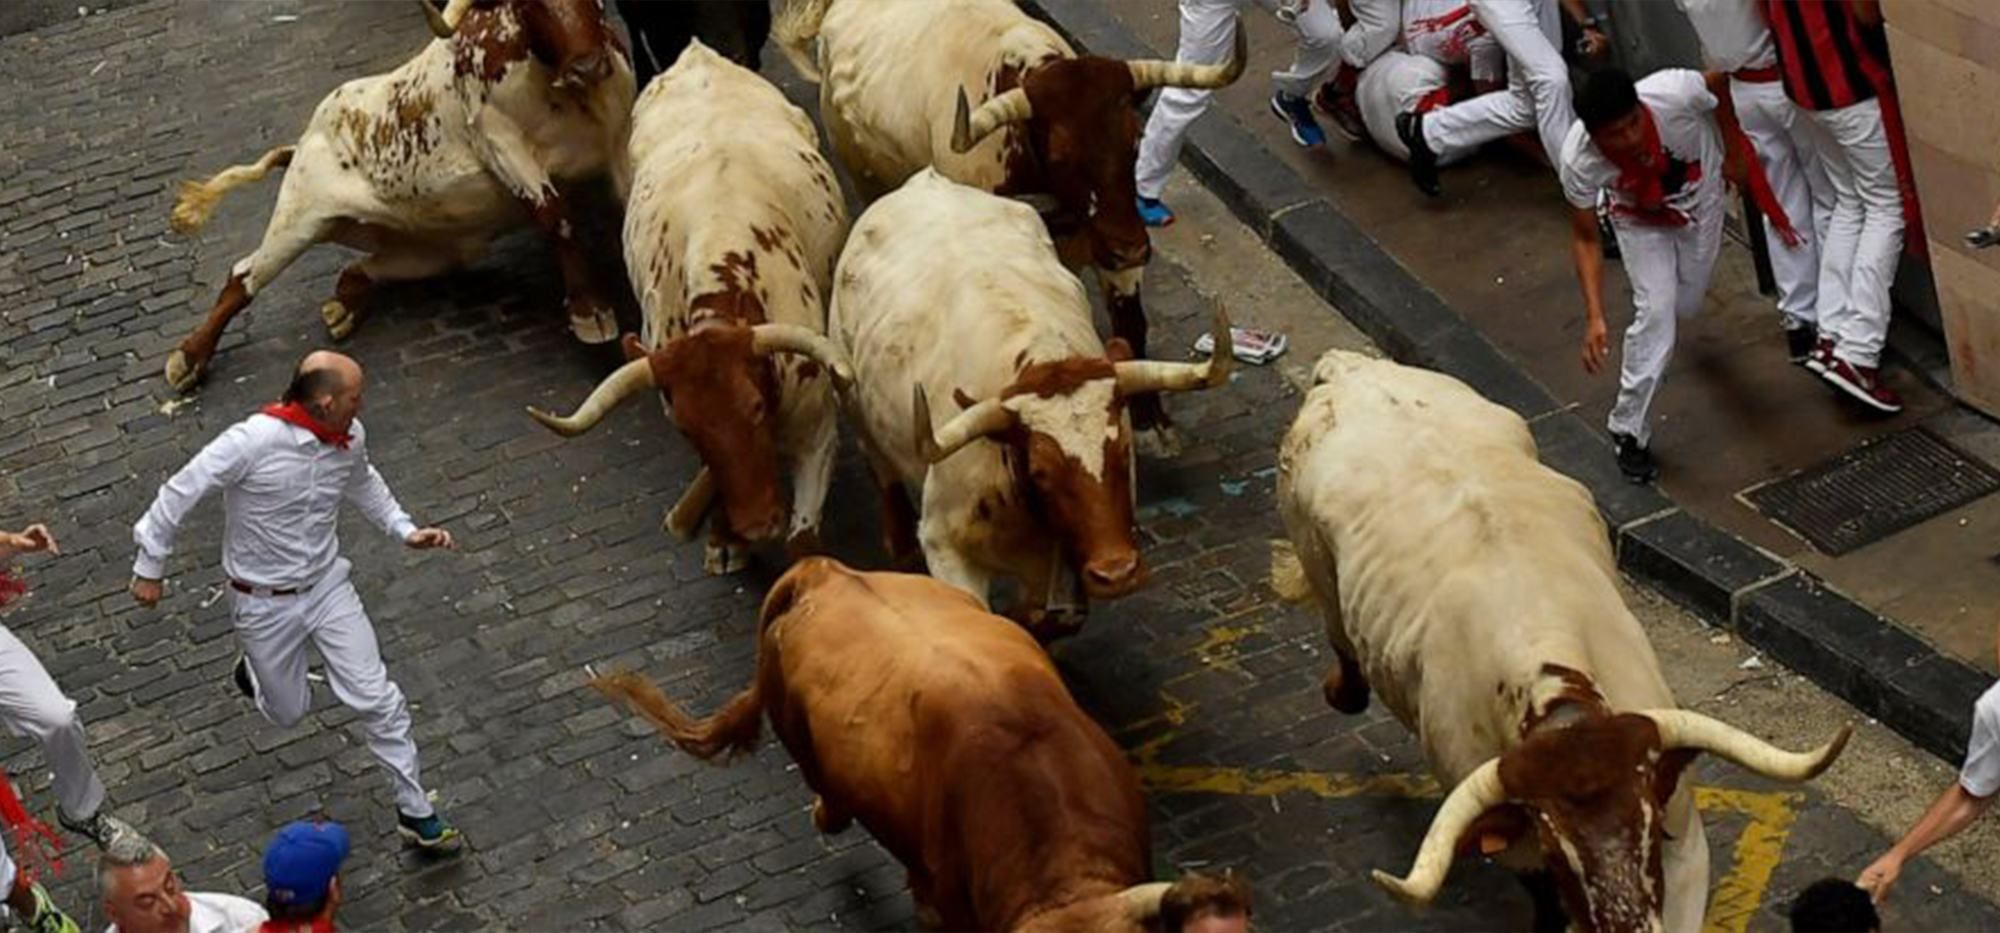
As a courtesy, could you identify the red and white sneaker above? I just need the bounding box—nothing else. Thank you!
[1821,357,1903,414]
[1802,337,1835,374]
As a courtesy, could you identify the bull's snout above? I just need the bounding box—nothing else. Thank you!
[1082,551,1145,598]
[561,51,613,87]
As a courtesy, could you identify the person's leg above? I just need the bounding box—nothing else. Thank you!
[1674,199,1727,323]
[1806,107,1863,373]
[1731,79,1819,333]
[0,628,104,829]
[1470,0,1572,166]
[1606,221,1680,480]
[1257,0,1339,145]
[1831,99,1902,371]
[1134,0,1241,219]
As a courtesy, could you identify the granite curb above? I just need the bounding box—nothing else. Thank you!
[1023,0,1985,764]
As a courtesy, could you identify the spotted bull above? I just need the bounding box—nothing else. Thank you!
[1270,350,1850,932]
[161,0,637,392]
[772,0,1244,457]
[832,170,1230,638]
[593,557,1253,932]
[524,41,850,575]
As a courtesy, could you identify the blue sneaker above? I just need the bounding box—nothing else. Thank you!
[397,810,461,852]
[1270,91,1326,147]
[1136,196,1175,228]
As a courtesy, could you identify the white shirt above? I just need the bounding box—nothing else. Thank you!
[106,891,269,933]
[1559,69,1726,218]
[1961,681,2000,798]
[1674,0,1777,73]
[133,415,416,589]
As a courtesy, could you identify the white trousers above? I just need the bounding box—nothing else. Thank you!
[1731,77,1833,327]
[231,558,431,817]
[1134,0,1345,199]
[1607,201,1726,445]
[1809,97,1902,368]
[0,625,106,896]
[1419,0,1571,166]
[1340,0,1402,69]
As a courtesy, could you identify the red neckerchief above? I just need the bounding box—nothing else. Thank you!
[258,919,335,933]
[0,570,23,610]
[259,403,352,450]
[0,772,63,886]
[1603,107,1692,227]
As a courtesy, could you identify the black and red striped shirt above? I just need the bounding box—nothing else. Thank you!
[1762,0,1894,112]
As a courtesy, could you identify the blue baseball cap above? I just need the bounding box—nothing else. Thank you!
[262,820,350,908]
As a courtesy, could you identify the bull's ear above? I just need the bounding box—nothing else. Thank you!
[1105,337,1135,362]
[1652,748,1700,809]
[952,387,977,410]
[621,333,648,363]
[1458,805,1531,858]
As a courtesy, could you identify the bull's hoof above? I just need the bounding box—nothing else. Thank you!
[321,300,356,341]
[703,542,749,576]
[810,796,851,834]
[1135,423,1184,459]
[1322,665,1372,715]
[164,350,203,394]
[568,304,620,344]
[1022,609,1087,643]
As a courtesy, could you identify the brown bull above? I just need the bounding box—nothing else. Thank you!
[594,558,1252,932]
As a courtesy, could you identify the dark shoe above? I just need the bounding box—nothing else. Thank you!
[1785,323,1819,365]
[56,809,130,849]
[1803,336,1835,374]
[398,810,462,851]
[1313,73,1366,142]
[1822,357,1904,414]
[232,653,256,701]
[1270,91,1326,147]
[1397,111,1441,197]
[1613,432,1659,484]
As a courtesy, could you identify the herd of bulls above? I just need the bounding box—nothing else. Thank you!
[159,1,1856,930]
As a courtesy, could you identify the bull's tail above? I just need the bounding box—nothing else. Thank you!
[771,0,831,83]
[592,669,765,761]
[169,146,295,234]
[1269,538,1313,604]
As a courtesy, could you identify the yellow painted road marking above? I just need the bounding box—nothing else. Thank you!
[1696,787,1803,933]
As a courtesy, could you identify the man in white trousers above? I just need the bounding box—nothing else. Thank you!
[1677,0,1831,364]
[1399,0,1606,197]
[1312,0,1401,141]
[1763,0,1903,413]
[1564,68,1749,483]
[1135,0,1342,227]
[129,351,461,851]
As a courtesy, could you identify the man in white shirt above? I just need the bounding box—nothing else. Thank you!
[1134,0,1343,227]
[1676,0,1831,363]
[100,832,266,933]
[1399,0,1608,197]
[129,351,460,851]
[1562,68,1748,483]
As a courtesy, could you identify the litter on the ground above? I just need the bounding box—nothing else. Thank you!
[1709,633,1731,645]
[272,14,300,23]
[1196,326,1287,365]
[1739,655,1765,670]
[1219,480,1248,497]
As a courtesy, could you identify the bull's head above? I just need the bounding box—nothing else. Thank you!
[525,324,851,543]
[912,307,1233,599]
[1374,709,1851,932]
[949,24,1247,279]
[421,0,620,89]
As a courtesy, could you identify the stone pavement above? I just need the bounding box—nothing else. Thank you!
[0,2,1997,931]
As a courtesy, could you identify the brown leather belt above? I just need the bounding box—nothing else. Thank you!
[1733,65,1782,83]
[230,580,301,597]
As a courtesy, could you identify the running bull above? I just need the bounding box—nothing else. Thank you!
[525,40,851,575]
[1271,349,1850,933]
[163,0,637,392]
[594,557,1253,932]
[832,170,1230,638]
[772,0,1244,458]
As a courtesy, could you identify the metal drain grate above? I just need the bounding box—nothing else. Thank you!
[1743,428,2000,556]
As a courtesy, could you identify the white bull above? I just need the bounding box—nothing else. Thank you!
[1271,349,1849,933]
[525,41,851,575]
[163,0,637,392]
[832,169,1230,638]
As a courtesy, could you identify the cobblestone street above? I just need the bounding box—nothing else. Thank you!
[3,2,1999,931]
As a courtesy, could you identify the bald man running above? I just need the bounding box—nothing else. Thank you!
[129,351,460,852]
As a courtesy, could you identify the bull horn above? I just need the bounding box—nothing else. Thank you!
[1115,882,1172,922]
[1128,17,1247,91]
[525,357,656,437]
[1112,301,1234,397]
[663,468,717,540]
[952,87,1032,154]
[1641,710,1852,782]
[1370,759,1506,906]
[751,323,854,390]
[914,384,1013,464]
[418,0,455,39]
